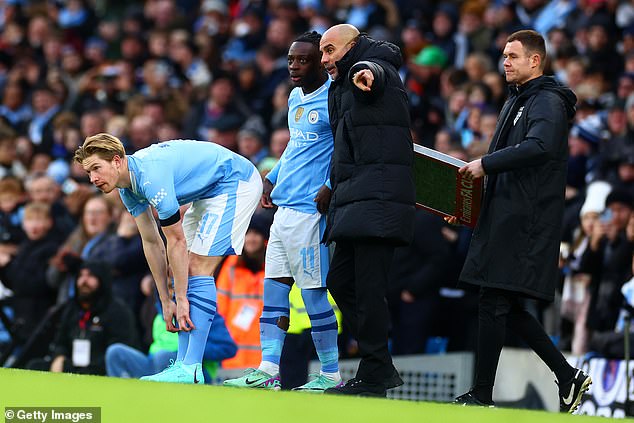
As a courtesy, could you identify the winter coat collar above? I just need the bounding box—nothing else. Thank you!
[334,35,403,82]
[508,75,577,121]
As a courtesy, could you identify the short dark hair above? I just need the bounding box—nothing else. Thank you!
[294,31,321,49]
[507,30,546,69]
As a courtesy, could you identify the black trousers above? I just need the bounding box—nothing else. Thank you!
[280,330,314,390]
[326,240,395,384]
[473,287,574,403]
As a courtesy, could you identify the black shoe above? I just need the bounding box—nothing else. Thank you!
[558,369,592,413]
[324,378,387,397]
[384,368,404,389]
[453,392,495,408]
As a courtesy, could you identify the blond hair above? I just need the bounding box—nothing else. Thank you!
[74,133,126,165]
[23,201,51,220]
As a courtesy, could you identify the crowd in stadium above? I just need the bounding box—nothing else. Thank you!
[1,0,634,390]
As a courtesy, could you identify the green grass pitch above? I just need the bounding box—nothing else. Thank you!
[0,368,613,422]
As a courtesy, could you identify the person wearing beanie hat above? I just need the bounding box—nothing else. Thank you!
[28,260,139,375]
[579,180,612,217]
[568,116,604,191]
[413,45,448,68]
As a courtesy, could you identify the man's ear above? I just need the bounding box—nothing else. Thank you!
[532,53,541,69]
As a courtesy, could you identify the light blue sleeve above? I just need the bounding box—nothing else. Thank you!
[119,188,149,217]
[140,168,179,220]
[266,159,281,185]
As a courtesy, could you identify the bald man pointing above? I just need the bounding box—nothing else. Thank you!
[319,24,415,397]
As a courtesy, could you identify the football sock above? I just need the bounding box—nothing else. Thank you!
[258,279,290,375]
[183,276,216,365]
[302,287,340,379]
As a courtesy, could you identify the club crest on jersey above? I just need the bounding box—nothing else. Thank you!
[513,106,524,126]
[308,110,319,124]
[295,107,304,122]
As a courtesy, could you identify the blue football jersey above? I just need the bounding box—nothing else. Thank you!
[119,140,256,220]
[267,78,333,213]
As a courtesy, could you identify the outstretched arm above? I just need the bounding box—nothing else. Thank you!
[349,60,386,100]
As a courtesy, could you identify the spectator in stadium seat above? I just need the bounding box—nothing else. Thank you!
[47,194,114,303]
[0,202,60,347]
[0,177,27,250]
[27,83,62,156]
[581,190,634,345]
[28,260,138,375]
[25,174,76,241]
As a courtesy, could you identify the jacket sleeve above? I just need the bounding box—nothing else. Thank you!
[348,60,387,102]
[104,302,140,351]
[51,305,74,358]
[482,92,566,175]
[102,236,147,274]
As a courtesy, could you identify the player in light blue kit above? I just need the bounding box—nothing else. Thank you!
[74,134,262,384]
[224,32,341,392]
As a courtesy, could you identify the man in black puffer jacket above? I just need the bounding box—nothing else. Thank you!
[450,30,591,413]
[319,24,415,397]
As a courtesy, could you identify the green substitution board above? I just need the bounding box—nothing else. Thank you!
[413,153,458,216]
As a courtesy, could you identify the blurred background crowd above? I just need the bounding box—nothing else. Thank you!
[1,0,634,386]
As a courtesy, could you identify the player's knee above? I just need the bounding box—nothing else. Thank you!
[301,287,329,314]
[273,277,294,286]
[105,343,126,363]
[188,254,223,276]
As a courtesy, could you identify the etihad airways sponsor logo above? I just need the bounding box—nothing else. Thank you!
[290,127,319,141]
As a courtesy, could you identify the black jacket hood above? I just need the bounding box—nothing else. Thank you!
[336,35,403,79]
[75,260,113,310]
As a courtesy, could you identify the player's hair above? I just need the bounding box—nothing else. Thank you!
[294,31,322,49]
[74,133,126,165]
[507,30,546,70]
